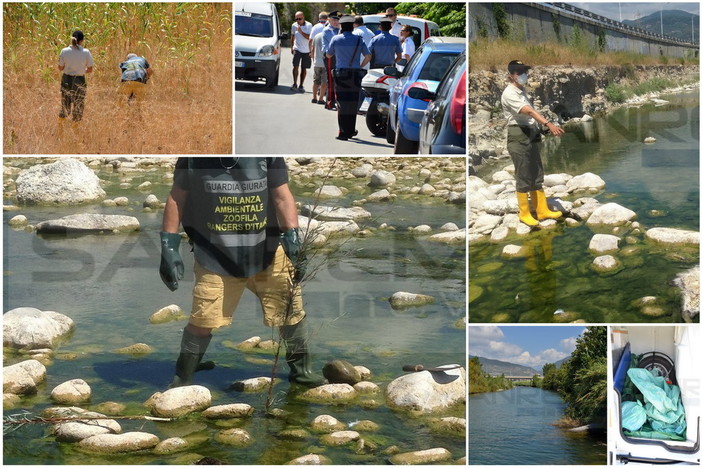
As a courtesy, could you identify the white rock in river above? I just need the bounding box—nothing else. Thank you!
[482,198,517,216]
[586,203,636,226]
[502,244,525,258]
[674,266,699,322]
[54,412,122,442]
[566,172,606,193]
[51,379,92,404]
[368,170,396,187]
[202,403,254,419]
[439,222,459,232]
[316,220,360,237]
[351,163,374,178]
[592,255,620,273]
[149,385,212,418]
[36,213,140,234]
[385,366,465,412]
[3,359,47,395]
[3,307,74,350]
[366,189,392,202]
[589,234,620,253]
[389,292,435,309]
[427,229,466,244]
[320,430,360,446]
[286,454,333,465]
[153,437,189,455]
[311,414,346,432]
[645,227,699,245]
[300,383,357,403]
[215,428,253,446]
[143,194,161,208]
[8,215,28,226]
[314,185,344,198]
[78,432,160,453]
[149,304,186,324]
[390,448,452,465]
[16,158,106,205]
[300,205,371,221]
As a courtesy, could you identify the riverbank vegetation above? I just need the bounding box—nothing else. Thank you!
[541,327,607,426]
[469,357,514,394]
[470,38,699,71]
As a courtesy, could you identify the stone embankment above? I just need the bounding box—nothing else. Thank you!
[469,64,699,171]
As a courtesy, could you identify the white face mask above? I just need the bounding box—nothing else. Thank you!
[516,73,528,86]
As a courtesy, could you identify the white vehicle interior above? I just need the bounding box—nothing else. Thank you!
[610,326,700,465]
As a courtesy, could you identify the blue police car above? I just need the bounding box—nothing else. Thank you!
[386,37,465,154]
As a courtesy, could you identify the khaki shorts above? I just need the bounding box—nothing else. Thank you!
[189,246,305,329]
[118,81,147,99]
[313,66,328,85]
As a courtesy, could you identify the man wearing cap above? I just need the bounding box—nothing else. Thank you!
[368,18,402,69]
[290,11,312,93]
[58,30,94,121]
[326,15,371,140]
[321,11,341,110]
[501,60,565,227]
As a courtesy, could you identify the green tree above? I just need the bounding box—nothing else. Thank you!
[395,3,466,37]
[541,362,560,390]
[346,3,397,15]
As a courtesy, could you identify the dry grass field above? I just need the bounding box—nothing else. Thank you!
[3,3,232,154]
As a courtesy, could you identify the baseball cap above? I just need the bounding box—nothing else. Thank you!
[380,17,392,25]
[339,15,354,24]
[508,60,531,74]
[328,10,341,19]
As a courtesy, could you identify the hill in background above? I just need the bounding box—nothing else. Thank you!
[470,355,541,377]
[623,9,699,42]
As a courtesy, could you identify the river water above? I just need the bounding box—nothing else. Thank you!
[470,91,699,323]
[2,158,466,464]
[469,386,605,465]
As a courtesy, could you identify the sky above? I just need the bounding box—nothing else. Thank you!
[571,2,699,22]
[469,326,587,371]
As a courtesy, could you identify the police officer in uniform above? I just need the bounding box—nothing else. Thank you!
[326,15,371,140]
[321,11,341,110]
[368,18,402,68]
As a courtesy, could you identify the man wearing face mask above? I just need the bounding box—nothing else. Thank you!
[501,60,565,227]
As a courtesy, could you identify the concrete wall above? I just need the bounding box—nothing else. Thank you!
[469,3,699,59]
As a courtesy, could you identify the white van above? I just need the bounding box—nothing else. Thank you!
[235,2,282,89]
[610,326,700,465]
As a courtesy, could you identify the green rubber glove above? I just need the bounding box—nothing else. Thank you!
[160,232,184,291]
[281,228,306,282]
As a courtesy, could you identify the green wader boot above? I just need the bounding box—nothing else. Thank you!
[170,329,213,388]
[279,318,327,388]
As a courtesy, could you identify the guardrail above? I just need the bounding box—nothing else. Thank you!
[546,2,698,46]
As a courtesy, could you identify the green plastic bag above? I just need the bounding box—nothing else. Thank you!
[621,401,647,431]
[625,368,687,439]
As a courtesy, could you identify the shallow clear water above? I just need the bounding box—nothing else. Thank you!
[471,91,699,323]
[3,160,466,464]
[469,386,606,465]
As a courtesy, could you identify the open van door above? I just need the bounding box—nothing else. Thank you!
[610,326,700,465]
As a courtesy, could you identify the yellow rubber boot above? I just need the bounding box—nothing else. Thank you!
[532,190,562,220]
[517,192,539,227]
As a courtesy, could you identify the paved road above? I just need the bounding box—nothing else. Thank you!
[235,53,394,155]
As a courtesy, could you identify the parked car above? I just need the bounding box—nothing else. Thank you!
[609,326,700,465]
[409,50,466,154]
[360,14,441,49]
[235,2,284,89]
[385,37,465,153]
